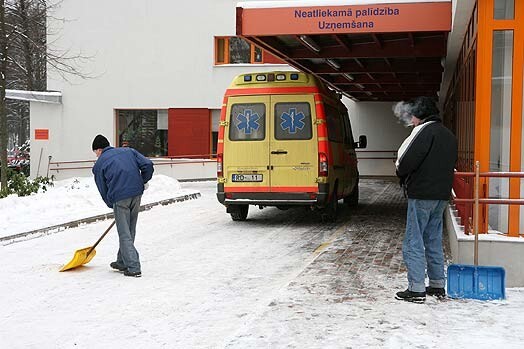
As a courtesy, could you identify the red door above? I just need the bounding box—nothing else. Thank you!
[168,108,210,158]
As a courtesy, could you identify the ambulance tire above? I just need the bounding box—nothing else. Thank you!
[230,205,249,221]
[344,184,359,207]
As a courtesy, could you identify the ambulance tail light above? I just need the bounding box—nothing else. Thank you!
[217,153,223,177]
[319,152,328,177]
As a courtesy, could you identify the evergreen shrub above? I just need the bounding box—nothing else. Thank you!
[0,169,54,198]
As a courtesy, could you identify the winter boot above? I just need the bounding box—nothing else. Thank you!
[426,287,446,298]
[123,270,142,277]
[110,262,126,272]
[395,289,426,303]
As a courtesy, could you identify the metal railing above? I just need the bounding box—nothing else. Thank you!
[47,154,216,175]
[47,150,396,173]
[355,150,397,161]
[453,161,524,238]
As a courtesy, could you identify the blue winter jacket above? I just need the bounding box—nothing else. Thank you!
[92,146,154,208]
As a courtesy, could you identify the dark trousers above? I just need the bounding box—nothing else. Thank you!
[114,195,142,273]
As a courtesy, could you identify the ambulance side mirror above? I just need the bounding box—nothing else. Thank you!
[355,135,367,149]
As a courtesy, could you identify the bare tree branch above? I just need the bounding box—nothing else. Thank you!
[1,0,92,184]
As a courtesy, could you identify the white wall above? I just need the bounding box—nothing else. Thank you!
[344,100,411,176]
[33,0,411,179]
[29,102,63,178]
[38,0,288,168]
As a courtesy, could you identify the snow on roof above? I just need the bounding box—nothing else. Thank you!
[5,89,62,104]
[237,0,451,9]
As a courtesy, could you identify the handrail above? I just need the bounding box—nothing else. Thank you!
[357,157,396,160]
[154,153,216,158]
[455,171,524,178]
[48,156,216,173]
[356,150,397,161]
[355,150,397,153]
[452,166,524,237]
[49,160,96,165]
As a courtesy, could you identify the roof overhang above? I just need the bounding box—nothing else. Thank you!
[6,89,62,104]
[237,0,452,102]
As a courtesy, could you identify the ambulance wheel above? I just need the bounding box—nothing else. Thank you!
[230,205,249,221]
[344,184,359,207]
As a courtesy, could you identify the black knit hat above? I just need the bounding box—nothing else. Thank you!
[407,96,439,120]
[92,134,110,150]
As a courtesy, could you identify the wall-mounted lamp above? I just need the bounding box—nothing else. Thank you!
[298,35,321,53]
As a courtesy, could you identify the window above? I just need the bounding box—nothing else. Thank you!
[489,30,513,233]
[117,109,168,157]
[494,0,514,20]
[325,105,344,143]
[274,102,312,140]
[215,37,264,65]
[211,109,221,156]
[229,103,266,141]
[341,111,355,147]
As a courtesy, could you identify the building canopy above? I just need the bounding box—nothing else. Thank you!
[236,0,452,101]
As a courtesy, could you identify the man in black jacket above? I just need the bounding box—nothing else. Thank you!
[395,96,458,303]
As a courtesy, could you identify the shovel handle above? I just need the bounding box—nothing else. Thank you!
[86,220,116,257]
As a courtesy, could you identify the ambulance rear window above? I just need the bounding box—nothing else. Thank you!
[229,103,266,141]
[274,102,312,140]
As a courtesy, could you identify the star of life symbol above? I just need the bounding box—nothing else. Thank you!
[280,108,305,134]
[235,109,260,135]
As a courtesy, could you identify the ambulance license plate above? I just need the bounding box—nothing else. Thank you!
[232,174,263,182]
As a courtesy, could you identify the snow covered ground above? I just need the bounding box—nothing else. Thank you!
[0,178,523,348]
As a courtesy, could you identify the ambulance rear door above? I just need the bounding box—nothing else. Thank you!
[269,95,318,192]
[223,96,270,192]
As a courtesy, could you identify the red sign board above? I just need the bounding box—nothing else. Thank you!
[35,129,49,140]
[238,2,452,36]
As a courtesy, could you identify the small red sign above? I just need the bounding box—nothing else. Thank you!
[35,129,49,140]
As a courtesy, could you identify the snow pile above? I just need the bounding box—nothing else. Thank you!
[0,174,192,238]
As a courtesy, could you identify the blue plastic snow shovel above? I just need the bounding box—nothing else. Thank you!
[447,264,505,300]
[447,161,506,300]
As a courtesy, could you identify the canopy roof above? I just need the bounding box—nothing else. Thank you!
[237,1,452,102]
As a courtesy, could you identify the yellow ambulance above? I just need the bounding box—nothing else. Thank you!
[216,71,367,221]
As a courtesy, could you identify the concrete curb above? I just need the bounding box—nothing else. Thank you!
[1,192,201,245]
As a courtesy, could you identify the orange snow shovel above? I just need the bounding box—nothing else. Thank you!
[59,220,116,272]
